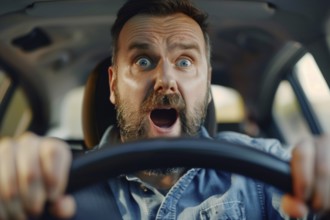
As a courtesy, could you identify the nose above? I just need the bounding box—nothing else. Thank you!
[153,62,178,94]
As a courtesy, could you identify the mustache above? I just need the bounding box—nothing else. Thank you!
[141,92,186,112]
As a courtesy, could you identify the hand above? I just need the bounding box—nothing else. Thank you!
[0,132,75,220]
[282,135,330,218]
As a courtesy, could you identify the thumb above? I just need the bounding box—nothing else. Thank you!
[281,194,308,218]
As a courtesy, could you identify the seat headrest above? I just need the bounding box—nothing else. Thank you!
[82,58,217,149]
[82,58,115,148]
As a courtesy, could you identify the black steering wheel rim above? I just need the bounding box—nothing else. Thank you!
[66,138,292,194]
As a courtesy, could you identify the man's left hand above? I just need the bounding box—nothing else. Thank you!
[282,135,330,217]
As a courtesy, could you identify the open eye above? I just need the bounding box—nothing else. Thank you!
[136,57,152,69]
[176,58,192,68]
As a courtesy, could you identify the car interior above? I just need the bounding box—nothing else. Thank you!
[1,0,330,147]
[1,1,330,216]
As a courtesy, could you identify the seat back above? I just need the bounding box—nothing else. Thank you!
[82,58,216,148]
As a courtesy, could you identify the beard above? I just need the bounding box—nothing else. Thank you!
[114,84,210,176]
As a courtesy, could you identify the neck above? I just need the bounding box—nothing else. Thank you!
[136,169,185,191]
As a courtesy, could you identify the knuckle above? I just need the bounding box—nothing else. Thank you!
[0,138,14,153]
[39,139,70,187]
[40,140,60,160]
[293,143,312,159]
[40,138,70,161]
[18,132,37,142]
[16,132,40,151]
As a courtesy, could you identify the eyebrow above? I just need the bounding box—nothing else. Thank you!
[128,42,151,51]
[168,42,201,53]
[128,41,201,53]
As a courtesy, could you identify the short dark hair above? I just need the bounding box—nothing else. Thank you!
[111,0,210,65]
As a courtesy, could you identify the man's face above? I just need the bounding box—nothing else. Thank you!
[109,13,211,142]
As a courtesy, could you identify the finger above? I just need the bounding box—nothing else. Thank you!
[49,195,76,219]
[0,138,26,220]
[39,138,71,201]
[16,132,46,216]
[291,138,315,201]
[311,135,330,211]
[281,194,308,218]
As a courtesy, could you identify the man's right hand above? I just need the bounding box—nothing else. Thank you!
[0,132,75,220]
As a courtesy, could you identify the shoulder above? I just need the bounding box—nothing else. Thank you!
[215,131,291,160]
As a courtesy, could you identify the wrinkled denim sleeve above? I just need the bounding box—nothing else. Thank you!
[215,131,314,220]
[216,131,291,161]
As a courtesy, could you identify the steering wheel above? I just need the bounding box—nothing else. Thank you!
[41,138,292,220]
[67,138,292,193]
[41,138,329,220]
[41,138,293,220]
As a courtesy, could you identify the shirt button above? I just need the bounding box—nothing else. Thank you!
[140,184,148,192]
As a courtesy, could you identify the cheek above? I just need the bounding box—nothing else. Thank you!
[176,61,209,109]
[116,72,152,109]
[180,75,208,112]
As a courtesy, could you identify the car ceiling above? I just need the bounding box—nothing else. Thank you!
[0,0,330,128]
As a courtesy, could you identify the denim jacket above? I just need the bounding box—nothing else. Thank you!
[72,127,306,220]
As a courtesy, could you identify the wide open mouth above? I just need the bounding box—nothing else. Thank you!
[150,108,178,128]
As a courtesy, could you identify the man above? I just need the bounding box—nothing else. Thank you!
[0,0,329,219]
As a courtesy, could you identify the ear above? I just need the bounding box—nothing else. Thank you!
[108,66,117,105]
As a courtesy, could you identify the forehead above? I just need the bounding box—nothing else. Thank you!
[118,13,206,50]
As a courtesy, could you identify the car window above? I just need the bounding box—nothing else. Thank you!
[211,85,245,123]
[0,69,32,137]
[272,80,311,146]
[295,53,330,133]
[47,86,84,139]
[211,85,246,134]
[211,85,245,124]
[272,52,330,146]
